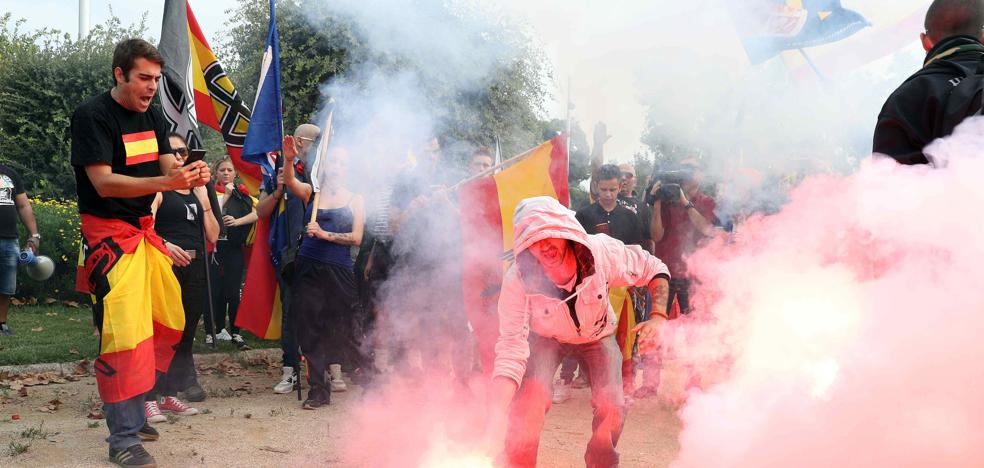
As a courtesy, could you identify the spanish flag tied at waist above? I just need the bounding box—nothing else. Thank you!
[78,215,185,403]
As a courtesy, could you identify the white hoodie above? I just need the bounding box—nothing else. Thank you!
[492,197,670,387]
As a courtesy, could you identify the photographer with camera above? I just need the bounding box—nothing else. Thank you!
[636,158,718,398]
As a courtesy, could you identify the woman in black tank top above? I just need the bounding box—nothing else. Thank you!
[145,133,220,419]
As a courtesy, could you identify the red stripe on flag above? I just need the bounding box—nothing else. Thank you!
[122,131,156,143]
[236,215,281,339]
[95,336,156,404]
[459,175,504,375]
[126,152,158,166]
[153,321,184,373]
[548,134,570,206]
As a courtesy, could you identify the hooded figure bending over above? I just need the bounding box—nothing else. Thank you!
[488,196,671,468]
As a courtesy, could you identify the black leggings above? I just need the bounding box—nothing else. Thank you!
[147,256,205,400]
[207,247,244,334]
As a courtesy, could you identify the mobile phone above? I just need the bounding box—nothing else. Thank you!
[185,149,207,164]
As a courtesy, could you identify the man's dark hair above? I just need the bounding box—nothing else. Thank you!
[596,164,621,182]
[112,38,164,81]
[925,0,984,42]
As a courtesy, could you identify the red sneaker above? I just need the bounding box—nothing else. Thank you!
[159,396,199,416]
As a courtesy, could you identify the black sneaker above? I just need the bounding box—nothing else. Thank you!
[137,423,159,442]
[302,388,330,410]
[0,323,13,336]
[181,384,206,403]
[109,444,157,467]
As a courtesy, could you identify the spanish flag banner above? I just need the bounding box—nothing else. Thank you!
[458,135,569,373]
[158,0,260,194]
[122,131,160,166]
[160,0,284,340]
[79,215,185,403]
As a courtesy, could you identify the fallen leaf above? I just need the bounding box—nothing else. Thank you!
[11,414,20,420]
[86,409,104,420]
[31,326,43,332]
[10,298,23,306]
[18,387,28,397]
[68,349,80,356]
[44,298,57,305]
[63,301,80,308]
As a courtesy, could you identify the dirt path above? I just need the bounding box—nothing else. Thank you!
[1,357,683,467]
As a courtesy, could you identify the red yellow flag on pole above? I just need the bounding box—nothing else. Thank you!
[458,134,569,373]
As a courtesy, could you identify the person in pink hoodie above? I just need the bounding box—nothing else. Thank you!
[488,196,671,468]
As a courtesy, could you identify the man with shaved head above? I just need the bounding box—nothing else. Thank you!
[874,0,984,165]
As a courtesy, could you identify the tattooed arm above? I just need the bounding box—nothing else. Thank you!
[632,275,670,348]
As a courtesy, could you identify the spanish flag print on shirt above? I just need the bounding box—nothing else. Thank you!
[122,131,160,166]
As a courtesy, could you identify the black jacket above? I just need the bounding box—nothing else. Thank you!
[873,35,984,165]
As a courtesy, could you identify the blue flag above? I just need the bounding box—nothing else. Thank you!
[732,1,870,64]
[242,0,283,179]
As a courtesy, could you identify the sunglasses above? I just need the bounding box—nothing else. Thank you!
[173,147,189,156]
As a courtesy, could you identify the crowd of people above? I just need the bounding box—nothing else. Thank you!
[0,1,979,466]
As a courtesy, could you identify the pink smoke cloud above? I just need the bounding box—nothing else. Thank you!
[666,118,984,467]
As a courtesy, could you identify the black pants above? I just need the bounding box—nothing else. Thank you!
[291,258,370,392]
[147,256,205,400]
[207,247,244,334]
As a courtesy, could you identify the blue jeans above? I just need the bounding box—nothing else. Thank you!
[506,333,625,468]
[104,394,145,450]
[0,238,18,296]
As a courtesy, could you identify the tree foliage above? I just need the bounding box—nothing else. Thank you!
[0,13,150,198]
[219,0,550,165]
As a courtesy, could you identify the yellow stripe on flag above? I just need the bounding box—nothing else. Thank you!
[493,142,559,251]
[125,139,158,159]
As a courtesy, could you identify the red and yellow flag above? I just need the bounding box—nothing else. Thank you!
[122,131,160,166]
[458,135,569,373]
[79,215,185,403]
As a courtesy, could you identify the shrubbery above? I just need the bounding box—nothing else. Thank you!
[15,197,83,301]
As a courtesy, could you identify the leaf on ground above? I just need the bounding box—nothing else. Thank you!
[71,359,91,377]
[68,349,80,356]
[86,409,105,420]
[63,301,80,308]
[44,298,57,305]
[10,298,23,306]
[31,326,44,332]
[18,387,28,397]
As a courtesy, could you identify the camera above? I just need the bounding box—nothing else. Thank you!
[646,168,693,205]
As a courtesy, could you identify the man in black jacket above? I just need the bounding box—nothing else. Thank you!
[873,0,984,165]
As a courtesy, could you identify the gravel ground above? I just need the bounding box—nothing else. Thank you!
[0,356,685,467]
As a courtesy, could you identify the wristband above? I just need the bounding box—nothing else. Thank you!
[684,202,695,211]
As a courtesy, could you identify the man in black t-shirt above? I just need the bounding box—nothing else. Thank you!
[0,164,40,336]
[554,164,647,403]
[71,38,210,467]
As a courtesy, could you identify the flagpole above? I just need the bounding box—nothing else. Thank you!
[449,145,540,191]
[797,48,826,82]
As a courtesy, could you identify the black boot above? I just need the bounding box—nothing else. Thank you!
[302,385,330,410]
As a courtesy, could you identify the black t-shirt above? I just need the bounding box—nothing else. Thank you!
[575,202,644,246]
[264,161,310,250]
[219,188,255,248]
[154,191,204,251]
[617,195,651,240]
[0,164,25,239]
[71,91,173,225]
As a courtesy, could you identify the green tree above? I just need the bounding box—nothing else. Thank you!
[0,14,151,199]
[219,0,549,165]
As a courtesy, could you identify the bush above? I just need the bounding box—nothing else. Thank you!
[15,197,83,301]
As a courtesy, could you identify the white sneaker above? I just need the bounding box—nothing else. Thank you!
[329,364,347,392]
[552,380,573,404]
[273,367,297,394]
[216,329,233,341]
[144,400,166,423]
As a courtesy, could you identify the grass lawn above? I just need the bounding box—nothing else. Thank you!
[0,304,279,366]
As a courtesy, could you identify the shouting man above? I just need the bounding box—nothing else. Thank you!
[72,38,210,467]
[489,196,670,468]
